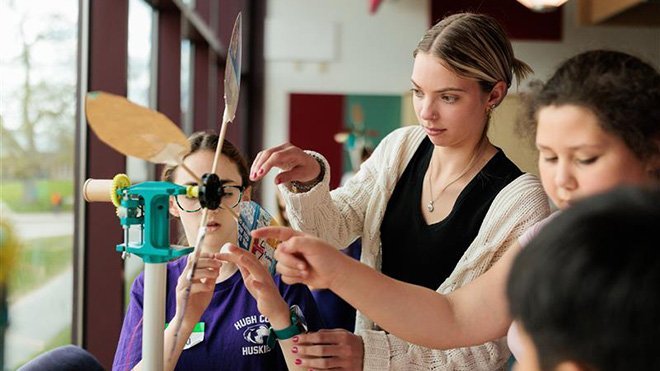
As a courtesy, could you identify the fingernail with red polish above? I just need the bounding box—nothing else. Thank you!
[291,346,298,353]
[258,168,264,175]
[292,336,299,343]
[295,359,302,365]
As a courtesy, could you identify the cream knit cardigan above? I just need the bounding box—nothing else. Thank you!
[280,125,550,370]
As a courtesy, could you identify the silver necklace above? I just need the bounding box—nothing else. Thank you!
[427,142,484,213]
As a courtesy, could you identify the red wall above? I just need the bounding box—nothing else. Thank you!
[289,94,344,190]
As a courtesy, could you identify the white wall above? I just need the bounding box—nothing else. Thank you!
[262,0,429,211]
[260,0,660,212]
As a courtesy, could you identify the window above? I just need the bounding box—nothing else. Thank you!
[0,0,78,368]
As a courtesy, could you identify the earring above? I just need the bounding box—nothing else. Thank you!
[487,104,496,115]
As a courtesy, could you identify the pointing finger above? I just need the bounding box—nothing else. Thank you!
[251,226,304,242]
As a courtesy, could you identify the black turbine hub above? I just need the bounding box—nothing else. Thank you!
[198,173,224,210]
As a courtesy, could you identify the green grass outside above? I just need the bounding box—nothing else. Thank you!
[12,326,72,371]
[8,235,73,302]
[5,234,73,369]
[0,179,74,213]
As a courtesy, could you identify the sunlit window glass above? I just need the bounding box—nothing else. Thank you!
[0,0,78,368]
[124,0,154,307]
[181,39,193,135]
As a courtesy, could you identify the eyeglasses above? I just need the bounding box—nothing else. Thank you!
[175,185,245,213]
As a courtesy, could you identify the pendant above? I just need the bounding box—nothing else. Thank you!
[427,201,434,212]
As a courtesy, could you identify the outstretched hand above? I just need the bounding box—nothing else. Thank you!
[218,243,290,326]
[174,252,222,327]
[291,329,364,370]
[250,226,350,290]
[250,143,321,185]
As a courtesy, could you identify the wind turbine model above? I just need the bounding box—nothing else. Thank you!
[82,14,277,370]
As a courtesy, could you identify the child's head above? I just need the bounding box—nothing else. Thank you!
[521,50,660,209]
[507,187,660,371]
[163,131,252,250]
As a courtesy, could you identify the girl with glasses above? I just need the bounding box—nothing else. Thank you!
[113,132,323,371]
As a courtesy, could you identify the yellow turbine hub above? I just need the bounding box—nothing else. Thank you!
[186,185,199,199]
[110,173,131,207]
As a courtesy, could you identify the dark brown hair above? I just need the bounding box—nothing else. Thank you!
[162,131,252,190]
[519,50,660,165]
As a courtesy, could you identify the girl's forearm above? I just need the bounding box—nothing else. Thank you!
[129,318,193,371]
[330,258,464,347]
[265,302,307,371]
[330,243,516,348]
[162,317,195,371]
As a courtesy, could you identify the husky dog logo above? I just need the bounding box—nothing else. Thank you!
[243,324,270,344]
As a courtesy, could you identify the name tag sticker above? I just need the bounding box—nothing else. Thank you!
[166,321,205,350]
[183,322,205,350]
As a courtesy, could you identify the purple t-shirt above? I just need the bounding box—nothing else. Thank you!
[113,256,323,371]
[311,239,361,331]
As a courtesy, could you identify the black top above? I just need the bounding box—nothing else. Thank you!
[380,137,523,290]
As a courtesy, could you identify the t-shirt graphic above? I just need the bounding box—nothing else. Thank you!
[235,314,273,355]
